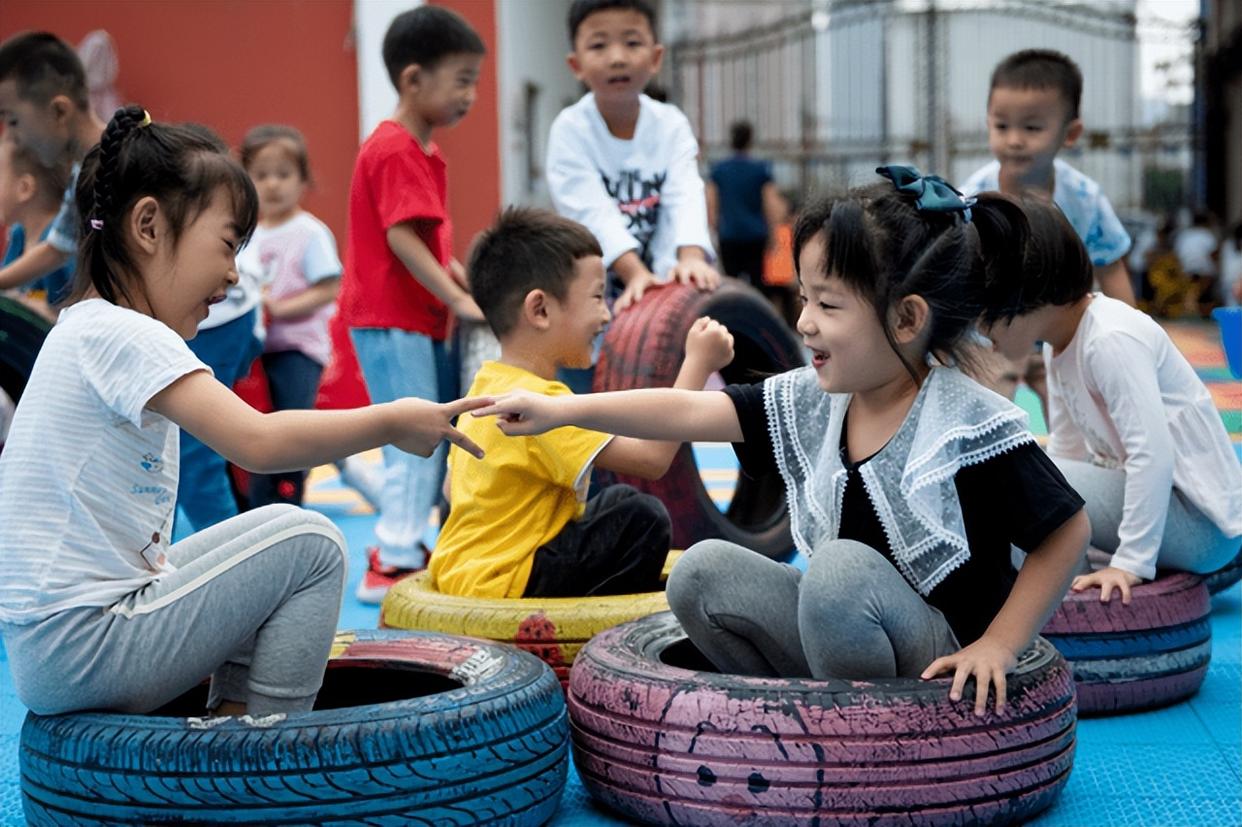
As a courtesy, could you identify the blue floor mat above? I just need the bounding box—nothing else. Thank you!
[1,452,1239,826]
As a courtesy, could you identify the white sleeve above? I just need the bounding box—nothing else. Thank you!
[302,222,343,283]
[658,112,714,260]
[81,314,210,428]
[1045,348,1090,462]
[546,114,639,268]
[1086,333,1175,580]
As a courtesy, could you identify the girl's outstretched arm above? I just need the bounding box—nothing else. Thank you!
[921,509,1088,715]
[473,387,744,444]
[149,370,489,473]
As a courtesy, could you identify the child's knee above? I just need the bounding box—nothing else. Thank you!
[666,540,729,613]
[803,539,889,599]
[632,492,670,537]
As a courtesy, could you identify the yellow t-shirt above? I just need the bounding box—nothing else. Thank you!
[429,361,613,598]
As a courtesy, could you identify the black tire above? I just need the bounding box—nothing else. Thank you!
[21,630,568,825]
[569,612,1076,826]
[0,295,51,404]
[594,281,803,558]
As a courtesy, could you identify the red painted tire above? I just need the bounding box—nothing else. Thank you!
[1042,572,1211,714]
[594,281,803,558]
[568,612,1076,826]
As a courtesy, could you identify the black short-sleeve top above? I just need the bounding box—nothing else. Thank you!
[723,382,1084,645]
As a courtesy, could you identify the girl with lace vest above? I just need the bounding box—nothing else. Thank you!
[475,167,1089,715]
[978,197,1242,607]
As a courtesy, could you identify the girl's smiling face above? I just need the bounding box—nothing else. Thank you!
[797,232,909,394]
[136,187,242,339]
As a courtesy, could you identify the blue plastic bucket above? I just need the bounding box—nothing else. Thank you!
[1213,306,1242,379]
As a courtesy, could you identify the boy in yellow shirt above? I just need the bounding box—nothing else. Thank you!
[430,207,733,598]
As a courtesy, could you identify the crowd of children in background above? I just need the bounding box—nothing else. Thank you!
[0,0,1237,723]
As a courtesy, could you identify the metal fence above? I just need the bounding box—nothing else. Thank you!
[667,0,1195,211]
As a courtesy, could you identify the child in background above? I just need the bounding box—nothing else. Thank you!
[238,125,341,508]
[477,168,1089,714]
[978,197,1242,605]
[547,0,721,314]
[431,207,733,599]
[0,32,105,294]
[706,120,785,288]
[1221,223,1242,309]
[0,106,486,717]
[960,49,1133,413]
[0,136,73,315]
[335,6,487,603]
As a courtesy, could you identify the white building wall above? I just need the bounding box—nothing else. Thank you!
[496,0,581,207]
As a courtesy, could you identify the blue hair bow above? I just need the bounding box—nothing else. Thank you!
[876,165,976,222]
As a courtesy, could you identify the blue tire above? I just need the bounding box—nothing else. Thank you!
[20,630,568,825]
[1204,550,1242,596]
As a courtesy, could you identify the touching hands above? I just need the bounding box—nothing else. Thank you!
[684,316,734,374]
[921,635,1019,716]
[1071,566,1143,605]
[391,396,494,458]
[470,390,562,437]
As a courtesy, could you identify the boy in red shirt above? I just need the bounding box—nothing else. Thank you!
[337,6,486,603]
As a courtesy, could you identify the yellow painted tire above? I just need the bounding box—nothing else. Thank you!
[381,552,681,686]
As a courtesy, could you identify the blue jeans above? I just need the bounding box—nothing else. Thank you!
[176,309,262,534]
[351,327,451,568]
[248,350,323,509]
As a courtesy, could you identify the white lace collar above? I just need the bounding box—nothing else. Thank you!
[763,366,1035,595]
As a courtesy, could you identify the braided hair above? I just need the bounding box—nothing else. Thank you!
[67,104,258,308]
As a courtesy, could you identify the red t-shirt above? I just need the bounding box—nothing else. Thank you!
[338,120,452,339]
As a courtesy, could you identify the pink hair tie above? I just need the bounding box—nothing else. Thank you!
[89,219,104,230]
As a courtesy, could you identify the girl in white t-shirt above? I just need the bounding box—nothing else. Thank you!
[0,106,487,717]
[979,197,1242,605]
[238,125,341,508]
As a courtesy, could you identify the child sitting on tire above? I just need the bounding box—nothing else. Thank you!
[977,196,1242,605]
[476,169,1091,715]
[429,207,734,599]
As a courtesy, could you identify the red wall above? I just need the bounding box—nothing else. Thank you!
[0,0,500,260]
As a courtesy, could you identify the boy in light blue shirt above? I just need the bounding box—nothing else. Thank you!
[960,48,1133,410]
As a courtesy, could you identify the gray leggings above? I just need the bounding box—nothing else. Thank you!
[1054,458,1241,575]
[666,539,960,680]
[3,504,346,716]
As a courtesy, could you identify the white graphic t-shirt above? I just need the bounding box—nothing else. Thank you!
[547,92,714,287]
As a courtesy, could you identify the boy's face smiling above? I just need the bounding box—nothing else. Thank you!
[548,254,610,370]
[568,9,664,109]
[986,85,1082,190]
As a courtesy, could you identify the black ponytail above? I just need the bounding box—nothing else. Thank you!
[972,193,1092,324]
[66,105,258,309]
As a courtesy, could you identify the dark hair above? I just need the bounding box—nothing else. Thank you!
[792,183,1027,378]
[469,207,603,336]
[241,124,312,184]
[568,0,658,45]
[382,6,485,87]
[68,105,258,308]
[989,49,1082,121]
[729,121,753,152]
[0,31,89,109]
[2,139,71,211]
[972,195,1092,324]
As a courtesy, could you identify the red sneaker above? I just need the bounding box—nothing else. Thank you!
[355,546,426,604]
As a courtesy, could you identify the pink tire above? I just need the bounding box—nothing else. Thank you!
[1042,573,1211,715]
[568,612,1076,826]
